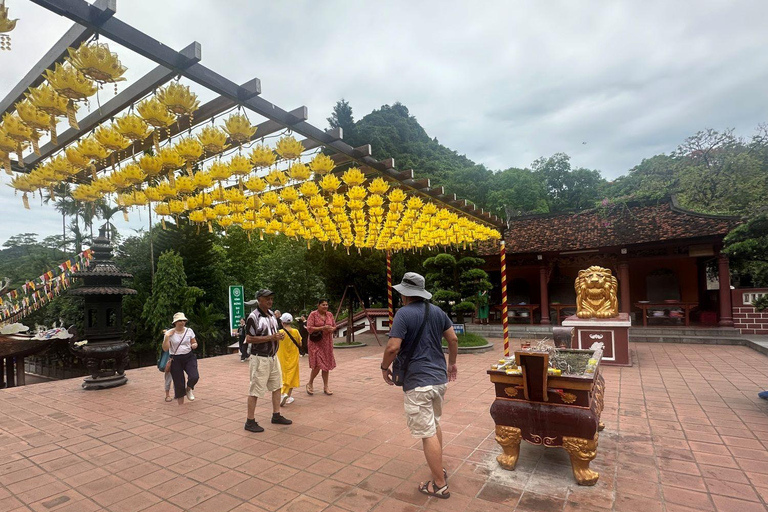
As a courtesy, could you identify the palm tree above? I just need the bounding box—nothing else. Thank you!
[188,303,226,357]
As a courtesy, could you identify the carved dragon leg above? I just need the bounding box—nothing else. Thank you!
[495,425,522,470]
[563,434,599,485]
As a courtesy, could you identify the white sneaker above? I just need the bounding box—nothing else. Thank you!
[280,393,288,406]
[285,397,295,405]
[186,388,195,401]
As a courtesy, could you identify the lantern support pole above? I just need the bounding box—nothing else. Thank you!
[500,240,509,357]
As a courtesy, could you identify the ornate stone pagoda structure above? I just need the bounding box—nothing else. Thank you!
[69,226,136,389]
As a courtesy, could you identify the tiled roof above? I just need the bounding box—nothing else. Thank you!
[490,197,741,255]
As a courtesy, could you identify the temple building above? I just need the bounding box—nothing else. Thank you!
[480,197,743,328]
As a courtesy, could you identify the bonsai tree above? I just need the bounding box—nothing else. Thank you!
[424,253,492,323]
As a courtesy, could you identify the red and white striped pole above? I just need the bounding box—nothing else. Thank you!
[386,250,394,327]
[500,240,509,356]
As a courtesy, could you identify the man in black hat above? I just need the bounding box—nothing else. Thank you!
[380,272,459,499]
[243,289,292,432]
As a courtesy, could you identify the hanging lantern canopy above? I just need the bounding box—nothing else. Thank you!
[114,114,151,142]
[94,125,131,165]
[249,144,276,168]
[207,160,232,191]
[76,137,110,175]
[48,155,78,180]
[197,125,228,154]
[66,41,127,92]
[157,146,183,185]
[193,170,213,191]
[44,63,97,129]
[299,181,320,198]
[0,1,18,51]
[309,153,335,175]
[143,186,162,203]
[174,137,203,175]
[222,113,256,145]
[275,135,304,160]
[26,84,70,145]
[174,175,195,195]
[229,154,252,180]
[260,191,279,207]
[157,81,200,120]
[121,163,145,186]
[319,174,341,194]
[10,174,36,209]
[63,147,91,175]
[137,97,176,150]
[280,186,299,203]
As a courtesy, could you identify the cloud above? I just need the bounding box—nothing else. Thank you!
[2,0,767,244]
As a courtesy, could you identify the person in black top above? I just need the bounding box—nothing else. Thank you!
[237,317,248,362]
[243,289,292,432]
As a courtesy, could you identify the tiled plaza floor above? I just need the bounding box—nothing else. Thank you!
[2,339,768,511]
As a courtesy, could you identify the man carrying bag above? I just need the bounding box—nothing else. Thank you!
[380,272,459,499]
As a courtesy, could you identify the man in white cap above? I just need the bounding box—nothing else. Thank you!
[380,272,459,499]
[243,289,292,432]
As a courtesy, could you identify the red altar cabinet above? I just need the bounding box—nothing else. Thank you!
[562,313,631,366]
[487,345,606,485]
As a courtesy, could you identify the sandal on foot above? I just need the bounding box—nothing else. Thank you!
[306,384,314,395]
[443,468,448,481]
[418,481,450,499]
[323,388,333,395]
[164,396,173,402]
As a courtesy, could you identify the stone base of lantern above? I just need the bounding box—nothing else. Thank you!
[82,373,128,390]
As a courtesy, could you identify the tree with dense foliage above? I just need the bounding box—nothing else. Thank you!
[722,213,768,287]
[327,98,355,138]
[142,250,203,338]
[424,253,491,323]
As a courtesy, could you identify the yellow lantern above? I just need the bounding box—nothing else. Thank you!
[44,63,97,128]
[342,167,366,187]
[319,174,341,194]
[0,2,18,51]
[157,81,200,119]
[193,170,213,191]
[299,181,319,197]
[94,125,131,163]
[137,97,176,150]
[0,114,30,167]
[158,146,183,185]
[244,176,267,193]
[48,155,78,180]
[138,154,163,179]
[122,163,145,186]
[26,84,71,145]
[309,153,335,175]
[288,162,311,182]
[265,169,288,188]
[66,41,127,92]
[229,154,252,188]
[174,175,195,195]
[249,144,276,168]
[260,191,280,207]
[207,160,232,191]
[16,101,51,155]
[114,114,151,142]
[222,113,256,145]
[275,135,304,160]
[197,125,228,155]
[174,137,203,175]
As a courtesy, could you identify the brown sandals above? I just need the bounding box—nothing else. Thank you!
[418,480,450,499]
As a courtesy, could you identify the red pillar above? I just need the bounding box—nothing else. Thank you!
[618,261,631,314]
[539,264,551,325]
[718,253,734,327]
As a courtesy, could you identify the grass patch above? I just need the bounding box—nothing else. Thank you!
[334,341,365,347]
[442,333,489,347]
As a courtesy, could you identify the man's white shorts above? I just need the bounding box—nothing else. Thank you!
[404,384,447,438]
[248,355,282,397]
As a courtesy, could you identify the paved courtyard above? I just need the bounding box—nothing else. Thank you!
[2,339,768,512]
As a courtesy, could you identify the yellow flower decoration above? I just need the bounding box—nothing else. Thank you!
[157,81,200,117]
[197,125,228,154]
[214,203,231,217]
[388,188,407,203]
[341,167,366,187]
[265,169,288,187]
[288,162,311,182]
[299,181,319,197]
[77,137,110,161]
[275,135,304,160]
[244,176,267,193]
[169,200,185,215]
[144,186,162,202]
[368,177,389,195]
[193,171,213,190]
[189,210,206,224]
[66,41,127,85]
[280,187,299,203]
[319,174,341,193]
[158,146,184,171]
[229,154,252,177]
[155,181,176,200]
[222,113,256,144]
[309,153,335,175]
[261,191,280,206]
[174,176,195,195]
[137,97,176,129]
[114,114,151,142]
[174,137,204,169]
[138,154,163,178]
[249,144,276,168]
[225,188,246,204]
[207,161,232,182]
[94,125,130,152]
[259,206,273,220]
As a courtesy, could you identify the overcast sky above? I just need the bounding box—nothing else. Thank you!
[2,0,768,247]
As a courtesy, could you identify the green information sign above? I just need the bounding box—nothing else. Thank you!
[229,285,245,336]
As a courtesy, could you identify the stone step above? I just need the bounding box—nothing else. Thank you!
[627,334,746,345]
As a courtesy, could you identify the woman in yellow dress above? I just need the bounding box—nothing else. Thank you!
[278,313,301,406]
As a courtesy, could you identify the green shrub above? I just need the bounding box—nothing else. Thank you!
[442,332,488,347]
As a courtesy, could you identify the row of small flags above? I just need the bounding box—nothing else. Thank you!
[0,249,93,323]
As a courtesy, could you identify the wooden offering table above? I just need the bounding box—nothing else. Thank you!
[634,302,698,327]
[487,346,605,485]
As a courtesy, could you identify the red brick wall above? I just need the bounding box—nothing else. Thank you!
[732,288,768,335]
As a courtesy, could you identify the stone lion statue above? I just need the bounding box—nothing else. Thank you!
[575,266,618,319]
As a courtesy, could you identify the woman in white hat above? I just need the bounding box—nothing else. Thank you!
[162,312,199,405]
